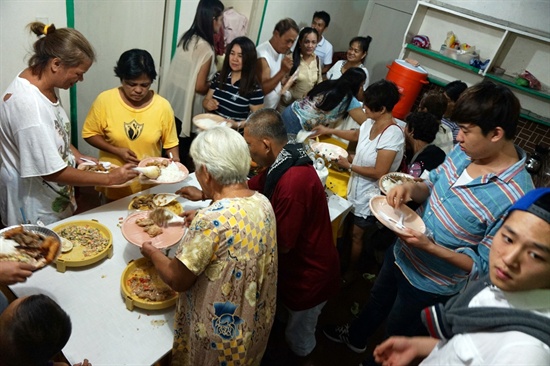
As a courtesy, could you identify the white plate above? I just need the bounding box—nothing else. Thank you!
[369,195,425,236]
[137,158,189,184]
[310,142,349,160]
[192,113,227,130]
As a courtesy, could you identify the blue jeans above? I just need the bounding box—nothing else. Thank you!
[281,105,303,134]
[349,245,452,344]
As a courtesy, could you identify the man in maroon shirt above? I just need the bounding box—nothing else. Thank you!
[244,108,340,360]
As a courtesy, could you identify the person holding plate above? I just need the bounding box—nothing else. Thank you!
[0,22,138,226]
[82,49,179,202]
[141,126,277,366]
[373,188,550,366]
[323,81,534,366]
[312,79,405,285]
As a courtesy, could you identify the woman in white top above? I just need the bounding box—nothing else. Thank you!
[0,22,137,226]
[327,36,372,94]
[313,80,404,284]
[160,0,224,169]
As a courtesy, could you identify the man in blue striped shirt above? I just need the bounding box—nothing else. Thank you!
[323,81,534,362]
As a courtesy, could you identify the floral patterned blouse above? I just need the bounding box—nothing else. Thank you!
[172,192,278,366]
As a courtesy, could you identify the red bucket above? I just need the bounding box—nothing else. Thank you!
[385,60,428,119]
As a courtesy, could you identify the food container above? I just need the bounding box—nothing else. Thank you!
[121,257,178,311]
[52,220,113,273]
[439,45,480,64]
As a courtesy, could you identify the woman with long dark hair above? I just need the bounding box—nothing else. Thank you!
[278,27,323,111]
[281,67,367,134]
[160,0,224,167]
[202,36,264,130]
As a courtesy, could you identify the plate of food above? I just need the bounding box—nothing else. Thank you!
[0,225,61,270]
[310,141,349,161]
[128,194,183,215]
[121,211,185,249]
[192,113,228,130]
[137,157,189,184]
[121,257,177,311]
[369,195,425,236]
[379,172,416,195]
[77,162,136,188]
[52,220,113,272]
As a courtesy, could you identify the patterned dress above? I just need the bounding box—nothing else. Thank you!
[172,192,277,366]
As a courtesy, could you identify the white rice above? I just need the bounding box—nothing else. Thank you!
[156,162,186,183]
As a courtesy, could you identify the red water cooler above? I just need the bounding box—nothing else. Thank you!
[385,59,429,119]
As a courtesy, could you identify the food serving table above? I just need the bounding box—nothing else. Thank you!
[10,173,351,366]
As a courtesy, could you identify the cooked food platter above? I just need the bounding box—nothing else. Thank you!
[120,257,178,310]
[0,225,62,270]
[121,211,185,249]
[137,157,189,184]
[379,172,416,195]
[52,220,113,273]
[128,194,183,215]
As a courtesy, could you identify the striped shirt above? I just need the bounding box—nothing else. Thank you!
[210,73,264,121]
[394,144,534,296]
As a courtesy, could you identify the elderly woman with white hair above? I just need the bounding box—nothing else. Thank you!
[141,126,278,366]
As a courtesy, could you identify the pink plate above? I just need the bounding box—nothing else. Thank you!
[121,211,185,249]
[369,195,425,236]
[137,157,189,184]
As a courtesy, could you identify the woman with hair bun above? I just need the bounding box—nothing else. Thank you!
[0,22,138,226]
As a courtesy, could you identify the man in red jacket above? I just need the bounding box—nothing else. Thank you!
[245,108,340,360]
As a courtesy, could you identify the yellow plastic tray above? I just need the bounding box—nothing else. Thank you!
[120,257,177,311]
[52,220,113,273]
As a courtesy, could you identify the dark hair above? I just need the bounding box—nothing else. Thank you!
[364,79,400,113]
[114,49,157,81]
[444,80,468,102]
[273,18,299,36]
[27,22,96,77]
[451,81,519,139]
[349,36,372,62]
[1,295,71,366]
[290,27,319,75]
[419,92,447,120]
[312,11,331,27]
[307,67,366,114]
[218,37,259,96]
[245,108,288,144]
[406,112,440,144]
[179,0,224,50]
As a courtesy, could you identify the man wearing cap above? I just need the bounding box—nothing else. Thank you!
[374,188,550,365]
[323,81,534,361]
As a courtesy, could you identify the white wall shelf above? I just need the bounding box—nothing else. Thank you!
[400,1,550,126]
